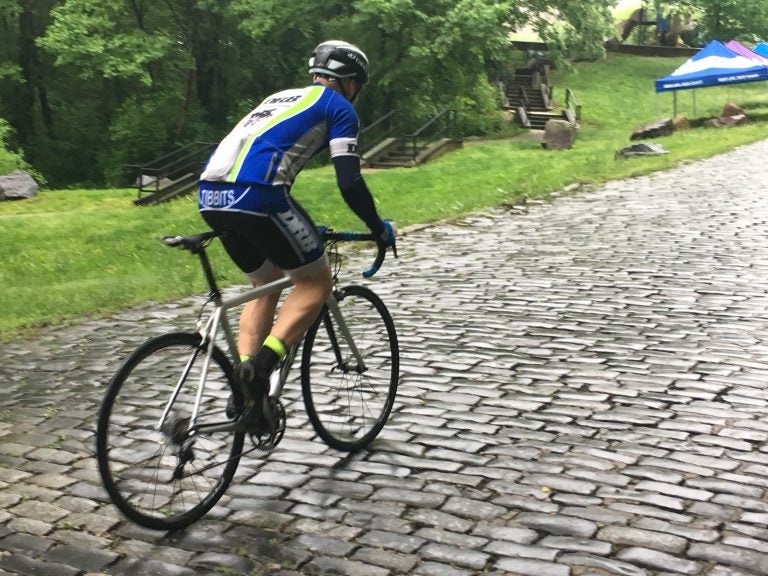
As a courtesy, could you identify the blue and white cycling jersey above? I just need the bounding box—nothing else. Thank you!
[199,83,359,213]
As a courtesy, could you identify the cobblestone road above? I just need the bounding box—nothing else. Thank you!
[3,140,768,576]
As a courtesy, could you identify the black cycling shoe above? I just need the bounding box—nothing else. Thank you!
[238,393,276,435]
[225,393,238,419]
[235,357,258,388]
[232,359,275,435]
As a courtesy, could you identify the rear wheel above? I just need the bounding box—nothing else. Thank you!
[96,332,244,531]
[301,285,399,452]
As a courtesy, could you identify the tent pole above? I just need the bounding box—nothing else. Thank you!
[673,91,677,116]
[693,89,696,117]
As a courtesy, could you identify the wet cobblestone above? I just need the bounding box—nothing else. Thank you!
[4,139,768,574]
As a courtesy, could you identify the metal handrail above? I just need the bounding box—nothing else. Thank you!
[403,109,456,161]
[565,88,581,122]
[359,110,399,156]
[516,86,532,129]
[125,141,216,197]
[360,109,398,136]
[519,86,530,110]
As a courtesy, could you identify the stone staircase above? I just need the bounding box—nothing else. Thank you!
[360,109,462,169]
[503,62,580,132]
[363,137,462,169]
[127,141,216,206]
[504,66,555,130]
[133,173,201,206]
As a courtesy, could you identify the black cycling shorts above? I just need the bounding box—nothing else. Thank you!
[200,192,325,280]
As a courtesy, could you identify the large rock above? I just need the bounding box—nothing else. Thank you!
[672,115,690,130]
[0,170,38,200]
[631,118,675,140]
[542,119,576,150]
[721,102,744,117]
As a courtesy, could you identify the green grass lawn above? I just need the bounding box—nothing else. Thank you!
[3,53,768,339]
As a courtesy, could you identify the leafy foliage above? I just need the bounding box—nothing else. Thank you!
[688,0,768,42]
[0,118,31,175]
[38,0,174,85]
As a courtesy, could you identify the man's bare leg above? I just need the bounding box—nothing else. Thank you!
[238,270,283,358]
[237,295,280,358]
[270,265,332,347]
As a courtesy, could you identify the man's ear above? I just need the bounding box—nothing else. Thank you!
[346,79,362,101]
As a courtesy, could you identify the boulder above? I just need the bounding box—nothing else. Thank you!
[631,118,675,140]
[721,102,744,117]
[672,116,690,130]
[542,119,576,150]
[0,170,38,200]
[718,113,747,126]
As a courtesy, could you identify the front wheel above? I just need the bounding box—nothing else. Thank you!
[301,285,399,452]
[96,332,244,531]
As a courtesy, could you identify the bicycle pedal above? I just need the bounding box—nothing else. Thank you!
[225,393,242,419]
[251,400,286,451]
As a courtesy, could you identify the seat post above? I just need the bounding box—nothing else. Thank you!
[195,246,222,302]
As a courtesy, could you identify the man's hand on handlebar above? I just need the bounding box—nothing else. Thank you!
[379,220,397,256]
[316,223,397,279]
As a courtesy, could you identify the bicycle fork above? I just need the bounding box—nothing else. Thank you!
[324,292,367,374]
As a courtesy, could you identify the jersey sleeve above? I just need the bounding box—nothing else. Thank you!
[327,96,361,159]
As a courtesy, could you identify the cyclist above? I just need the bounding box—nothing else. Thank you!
[197,40,395,434]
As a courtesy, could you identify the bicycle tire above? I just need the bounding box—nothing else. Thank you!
[301,285,399,452]
[96,332,244,531]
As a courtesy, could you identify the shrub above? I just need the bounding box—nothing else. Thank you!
[0,118,30,176]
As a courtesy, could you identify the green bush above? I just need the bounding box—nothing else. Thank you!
[0,118,30,176]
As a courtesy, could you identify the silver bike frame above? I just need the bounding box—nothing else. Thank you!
[156,277,365,432]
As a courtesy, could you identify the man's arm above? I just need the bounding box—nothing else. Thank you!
[333,155,385,238]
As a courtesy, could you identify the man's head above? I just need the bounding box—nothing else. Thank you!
[309,40,369,103]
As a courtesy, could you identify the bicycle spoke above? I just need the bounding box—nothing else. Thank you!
[302,286,399,452]
[97,333,244,530]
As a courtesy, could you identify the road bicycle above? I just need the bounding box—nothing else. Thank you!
[95,228,399,531]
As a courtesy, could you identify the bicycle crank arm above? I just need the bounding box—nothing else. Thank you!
[189,420,241,436]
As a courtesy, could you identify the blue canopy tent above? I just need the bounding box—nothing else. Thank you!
[655,40,768,115]
[755,42,768,58]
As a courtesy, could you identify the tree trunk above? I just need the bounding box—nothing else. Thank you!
[16,6,36,145]
[176,69,195,141]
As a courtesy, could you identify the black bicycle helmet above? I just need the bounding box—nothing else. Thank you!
[308,40,369,85]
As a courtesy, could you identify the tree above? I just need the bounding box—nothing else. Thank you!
[181,0,512,132]
[0,0,57,153]
[685,0,768,42]
[37,0,242,183]
[512,0,616,61]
